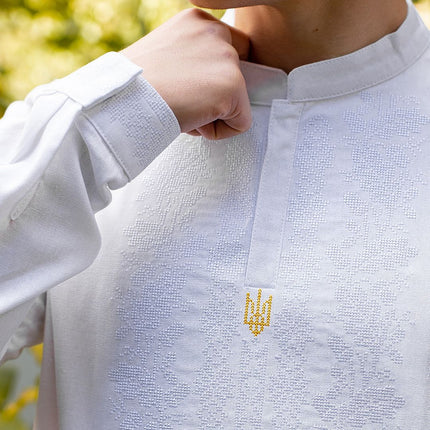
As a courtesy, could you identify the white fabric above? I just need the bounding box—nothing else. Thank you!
[2,2,430,429]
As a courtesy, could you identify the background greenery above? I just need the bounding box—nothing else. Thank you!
[0,0,429,428]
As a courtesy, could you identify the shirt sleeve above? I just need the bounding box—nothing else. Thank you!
[0,294,46,366]
[0,52,181,358]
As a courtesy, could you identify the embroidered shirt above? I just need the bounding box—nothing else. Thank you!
[1,2,430,429]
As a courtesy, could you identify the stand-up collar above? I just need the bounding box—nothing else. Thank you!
[234,1,430,104]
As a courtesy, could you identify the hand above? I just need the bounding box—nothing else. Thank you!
[121,8,252,140]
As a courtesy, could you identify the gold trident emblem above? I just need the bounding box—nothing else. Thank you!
[244,289,273,336]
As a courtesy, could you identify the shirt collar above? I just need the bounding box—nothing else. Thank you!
[232,1,430,104]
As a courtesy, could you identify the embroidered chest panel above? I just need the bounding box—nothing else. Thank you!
[107,91,430,429]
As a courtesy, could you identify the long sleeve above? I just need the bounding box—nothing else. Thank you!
[0,52,181,357]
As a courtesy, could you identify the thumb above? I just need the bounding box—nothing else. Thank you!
[195,80,253,140]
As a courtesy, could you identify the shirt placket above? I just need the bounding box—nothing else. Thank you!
[245,99,303,290]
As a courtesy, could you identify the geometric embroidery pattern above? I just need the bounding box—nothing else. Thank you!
[106,86,429,429]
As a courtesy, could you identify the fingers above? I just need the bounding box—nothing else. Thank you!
[195,108,253,140]
[186,130,201,137]
[189,73,253,140]
[187,112,253,140]
[223,82,253,134]
[195,118,250,140]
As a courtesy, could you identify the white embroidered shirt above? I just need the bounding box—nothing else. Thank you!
[1,2,430,429]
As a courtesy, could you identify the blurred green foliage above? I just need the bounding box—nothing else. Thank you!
[0,347,40,430]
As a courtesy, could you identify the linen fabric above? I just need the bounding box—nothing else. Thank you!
[2,2,430,428]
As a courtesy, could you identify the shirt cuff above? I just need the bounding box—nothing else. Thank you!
[82,72,181,181]
[51,51,181,180]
